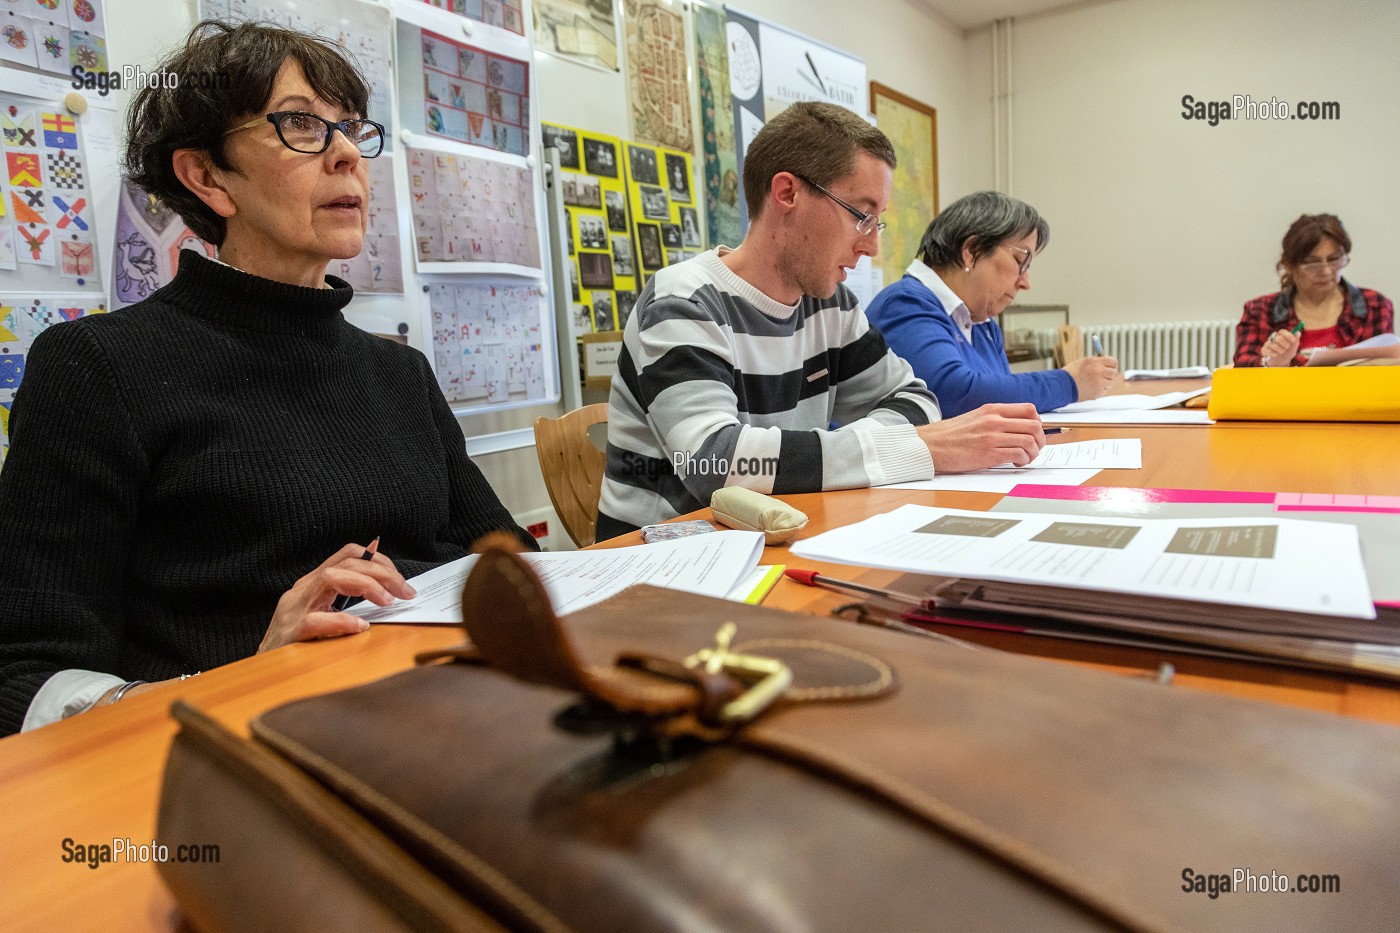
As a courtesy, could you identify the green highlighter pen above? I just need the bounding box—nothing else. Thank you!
[1290,322,1305,336]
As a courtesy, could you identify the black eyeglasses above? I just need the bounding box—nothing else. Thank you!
[793,174,885,235]
[223,111,386,158]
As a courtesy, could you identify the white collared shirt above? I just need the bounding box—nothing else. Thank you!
[904,260,974,344]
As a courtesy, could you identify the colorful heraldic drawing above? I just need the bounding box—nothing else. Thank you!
[0,96,99,285]
[407,144,540,268]
[420,29,530,157]
[0,0,108,77]
[0,293,107,465]
[111,177,215,309]
[428,281,546,406]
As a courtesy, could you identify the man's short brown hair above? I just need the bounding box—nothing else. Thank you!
[742,102,896,220]
[124,20,371,246]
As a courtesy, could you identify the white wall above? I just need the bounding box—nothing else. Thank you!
[965,0,1400,325]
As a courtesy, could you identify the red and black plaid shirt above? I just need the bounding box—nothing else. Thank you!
[1233,280,1394,366]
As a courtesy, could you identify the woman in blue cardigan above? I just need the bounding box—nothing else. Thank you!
[866,192,1117,416]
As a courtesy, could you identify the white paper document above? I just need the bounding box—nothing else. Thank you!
[882,468,1103,494]
[1043,409,1214,425]
[1051,388,1211,413]
[1124,366,1212,380]
[351,531,765,624]
[791,504,1375,619]
[994,438,1142,470]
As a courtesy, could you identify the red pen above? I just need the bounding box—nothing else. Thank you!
[784,568,936,610]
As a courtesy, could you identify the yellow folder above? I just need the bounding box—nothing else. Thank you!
[1209,366,1400,422]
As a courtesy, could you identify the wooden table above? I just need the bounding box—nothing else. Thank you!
[5,418,1400,930]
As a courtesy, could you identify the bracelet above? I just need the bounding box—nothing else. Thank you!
[109,680,148,703]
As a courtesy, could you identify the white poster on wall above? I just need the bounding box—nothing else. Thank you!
[724,7,867,230]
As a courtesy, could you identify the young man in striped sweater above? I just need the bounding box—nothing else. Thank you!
[596,103,1045,540]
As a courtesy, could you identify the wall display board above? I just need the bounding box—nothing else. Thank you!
[692,0,739,249]
[533,0,618,71]
[622,139,698,289]
[543,121,637,335]
[415,0,525,35]
[0,0,109,77]
[407,144,541,270]
[870,81,938,286]
[410,26,530,157]
[0,94,101,290]
[622,0,690,153]
[395,0,559,414]
[429,280,547,405]
[724,7,866,230]
[0,291,106,464]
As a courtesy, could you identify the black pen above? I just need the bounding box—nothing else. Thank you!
[331,536,380,612]
[1044,427,1071,435]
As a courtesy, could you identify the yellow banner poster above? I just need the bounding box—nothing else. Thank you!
[622,141,701,291]
[544,122,639,334]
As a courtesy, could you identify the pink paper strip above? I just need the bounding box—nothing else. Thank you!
[1007,484,1275,504]
[1274,492,1400,514]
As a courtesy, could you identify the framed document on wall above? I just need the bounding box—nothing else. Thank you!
[869,82,939,289]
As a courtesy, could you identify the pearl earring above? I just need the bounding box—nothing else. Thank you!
[963,266,970,272]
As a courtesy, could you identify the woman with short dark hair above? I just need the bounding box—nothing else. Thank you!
[865,191,1118,417]
[1234,214,1394,367]
[0,21,532,735]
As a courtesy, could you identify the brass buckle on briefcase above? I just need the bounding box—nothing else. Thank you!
[683,622,793,724]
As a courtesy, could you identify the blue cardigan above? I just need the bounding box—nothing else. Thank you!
[865,274,1077,417]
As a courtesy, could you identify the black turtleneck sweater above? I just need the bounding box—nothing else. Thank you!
[0,251,532,735]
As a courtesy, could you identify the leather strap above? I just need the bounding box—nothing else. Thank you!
[455,543,895,731]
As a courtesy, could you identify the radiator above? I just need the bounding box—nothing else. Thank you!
[1078,320,1235,370]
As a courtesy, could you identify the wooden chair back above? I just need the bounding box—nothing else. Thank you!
[1055,325,1084,367]
[533,403,609,548]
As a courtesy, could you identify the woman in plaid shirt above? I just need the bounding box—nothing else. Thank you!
[1234,214,1393,367]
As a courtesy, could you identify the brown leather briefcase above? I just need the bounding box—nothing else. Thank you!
[156,545,1400,932]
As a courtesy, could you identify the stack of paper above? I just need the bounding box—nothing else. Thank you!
[1044,388,1213,425]
[352,531,766,623]
[1124,366,1212,380]
[792,503,1400,678]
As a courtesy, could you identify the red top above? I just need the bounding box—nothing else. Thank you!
[1299,325,1338,350]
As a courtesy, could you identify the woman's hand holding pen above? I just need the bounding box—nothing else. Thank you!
[1261,328,1301,367]
[1064,354,1119,401]
[258,539,416,653]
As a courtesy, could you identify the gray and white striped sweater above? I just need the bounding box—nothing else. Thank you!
[596,249,940,539]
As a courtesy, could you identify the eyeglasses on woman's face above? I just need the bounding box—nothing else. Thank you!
[223,111,386,158]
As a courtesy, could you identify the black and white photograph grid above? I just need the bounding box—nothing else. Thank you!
[611,234,634,276]
[679,206,701,247]
[592,292,614,331]
[640,185,669,220]
[637,223,663,269]
[583,138,618,177]
[542,125,579,168]
[665,152,690,203]
[579,251,614,289]
[628,145,659,185]
[579,215,607,250]
[605,190,628,231]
